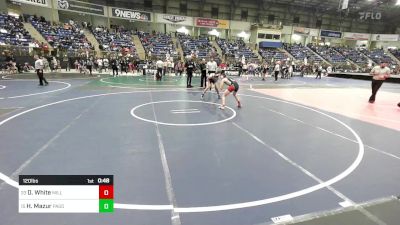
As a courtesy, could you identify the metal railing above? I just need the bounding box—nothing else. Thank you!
[0,45,41,57]
[0,45,144,60]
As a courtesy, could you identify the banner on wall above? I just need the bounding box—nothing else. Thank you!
[343,32,370,40]
[110,7,152,22]
[57,0,105,16]
[10,0,50,8]
[320,30,342,38]
[371,34,399,42]
[195,18,229,29]
[230,21,251,31]
[155,13,193,26]
[293,27,319,36]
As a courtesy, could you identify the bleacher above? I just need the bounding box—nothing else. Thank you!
[308,44,346,64]
[334,47,369,65]
[217,38,257,59]
[361,49,397,65]
[138,31,177,59]
[92,26,137,56]
[178,34,218,60]
[28,15,92,50]
[0,13,34,46]
[284,44,323,63]
[258,48,289,62]
[389,49,400,61]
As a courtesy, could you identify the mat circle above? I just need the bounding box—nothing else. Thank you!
[130,100,237,126]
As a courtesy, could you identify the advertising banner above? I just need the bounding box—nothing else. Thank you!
[371,34,399,42]
[57,0,105,16]
[195,18,229,29]
[293,27,319,36]
[110,7,152,22]
[155,13,193,26]
[320,30,342,38]
[10,0,50,8]
[343,32,370,40]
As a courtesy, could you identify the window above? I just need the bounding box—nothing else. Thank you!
[212,7,219,18]
[144,0,152,8]
[241,10,248,20]
[180,3,187,14]
[268,14,275,23]
[265,34,273,39]
[258,33,265,39]
[316,20,322,28]
[293,16,300,24]
[257,33,280,40]
[273,34,281,40]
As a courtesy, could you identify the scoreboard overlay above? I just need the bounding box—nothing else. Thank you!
[18,175,114,213]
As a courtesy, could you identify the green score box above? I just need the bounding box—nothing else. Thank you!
[99,199,114,213]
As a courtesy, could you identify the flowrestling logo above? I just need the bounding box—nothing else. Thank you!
[112,8,151,21]
[359,12,382,20]
[57,0,69,9]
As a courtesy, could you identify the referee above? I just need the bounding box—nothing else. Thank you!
[273,62,280,81]
[207,58,217,75]
[34,55,48,86]
[185,58,195,88]
[199,59,207,88]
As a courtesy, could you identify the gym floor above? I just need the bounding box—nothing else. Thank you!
[0,73,399,225]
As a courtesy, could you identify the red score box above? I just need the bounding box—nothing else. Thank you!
[99,185,114,199]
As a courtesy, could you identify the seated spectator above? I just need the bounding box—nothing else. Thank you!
[0,13,34,46]
[259,48,289,63]
[27,15,93,51]
[284,43,323,64]
[334,46,369,66]
[217,38,258,60]
[91,25,138,58]
[389,49,400,61]
[178,34,219,61]
[361,48,397,66]
[138,31,177,60]
[308,44,346,65]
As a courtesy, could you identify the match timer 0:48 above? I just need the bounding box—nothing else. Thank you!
[19,175,114,213]
[96,177,111,184]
